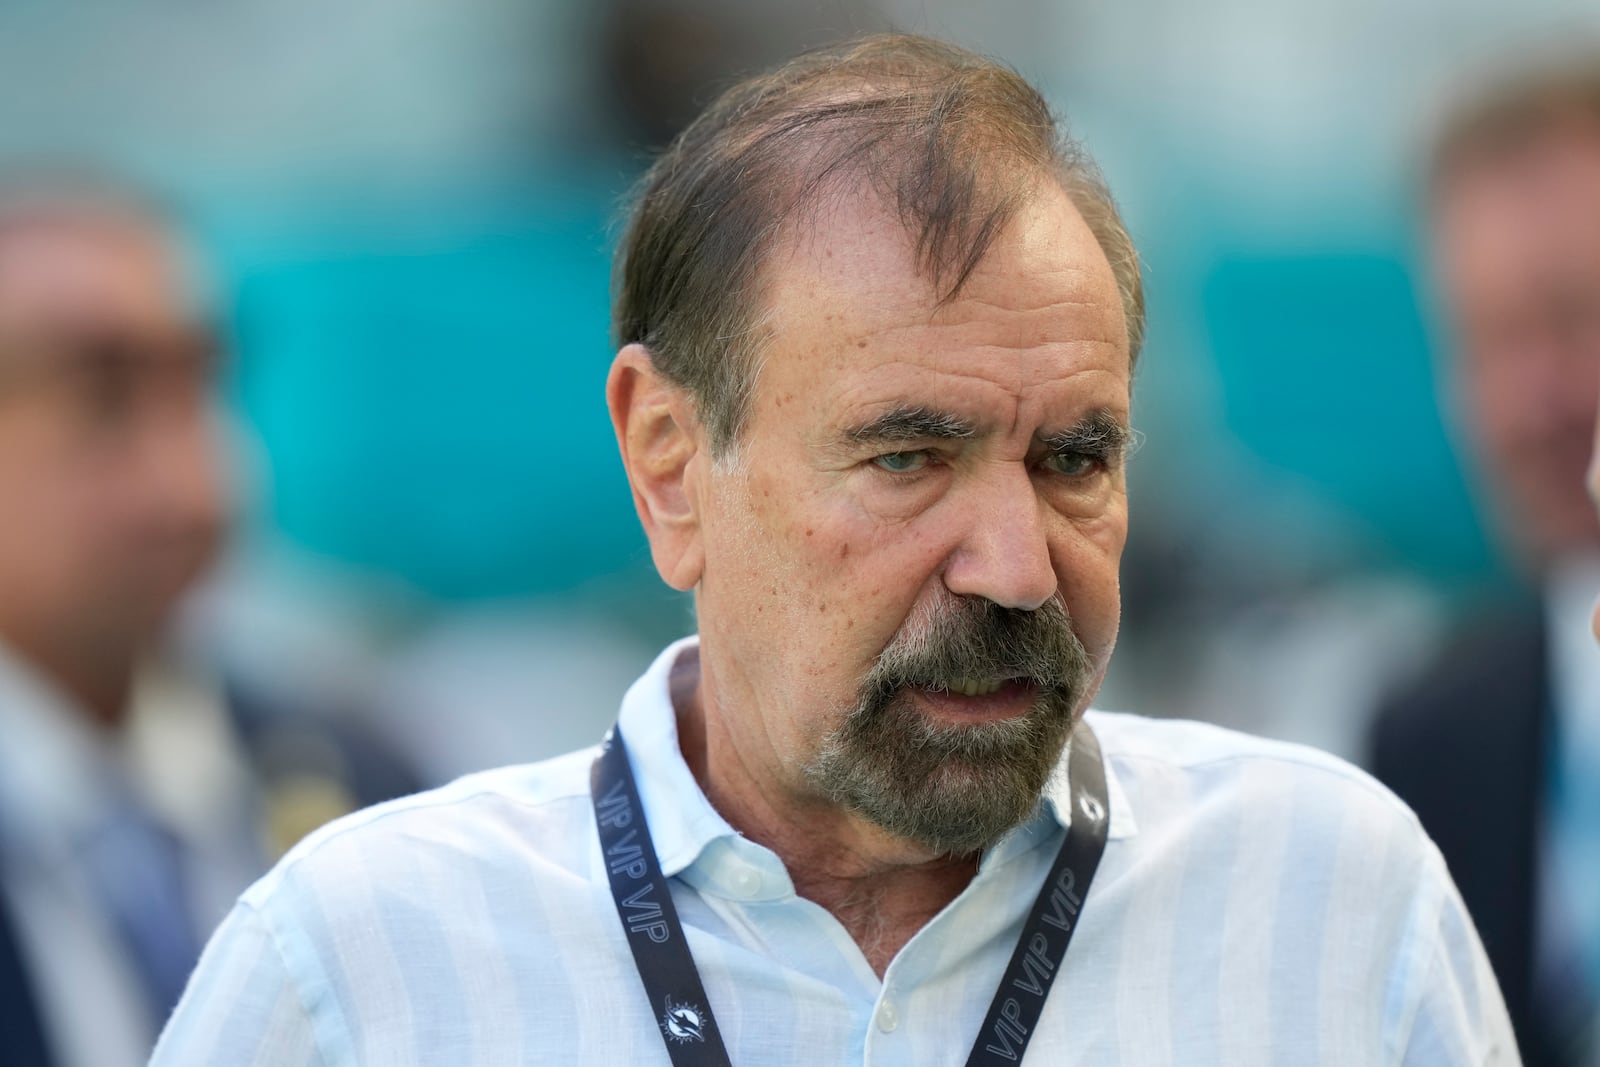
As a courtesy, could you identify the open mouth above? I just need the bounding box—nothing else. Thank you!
[907,678,1040,722]
[947,677,1006,697]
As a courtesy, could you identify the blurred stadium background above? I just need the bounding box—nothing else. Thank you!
[2,0,1595,777]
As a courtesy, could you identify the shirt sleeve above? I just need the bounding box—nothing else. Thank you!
[150,901,326,1067]
[1398,856,1522,1067]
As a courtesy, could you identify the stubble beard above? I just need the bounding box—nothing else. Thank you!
[802,593,1095,857]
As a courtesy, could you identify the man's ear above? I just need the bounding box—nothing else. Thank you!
[607,344,705,591]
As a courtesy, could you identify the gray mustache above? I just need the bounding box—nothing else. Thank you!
[864,594,1092,699]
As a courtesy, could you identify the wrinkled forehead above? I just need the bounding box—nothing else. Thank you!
[769,174,1118,321]
[741,179,1129,451]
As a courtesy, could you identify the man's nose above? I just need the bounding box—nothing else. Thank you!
[138,398,230,541]
[940,466,1057,611]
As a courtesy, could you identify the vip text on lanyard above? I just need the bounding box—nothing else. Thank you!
[591,720,1111,1066]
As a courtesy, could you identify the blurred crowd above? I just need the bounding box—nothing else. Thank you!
[0,1,1596,1065]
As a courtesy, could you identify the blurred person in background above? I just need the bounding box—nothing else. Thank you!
[0,179,417,1067]
[1369,59,1600,1066]
[1593,385,1600,638]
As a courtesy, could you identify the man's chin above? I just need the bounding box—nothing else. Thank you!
[809,703,1072,856]
[855,780,1047,857]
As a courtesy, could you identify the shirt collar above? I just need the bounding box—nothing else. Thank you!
[0,639,127,850]
[1044,712,1137,843]
[611,636,1138,892]
[1545,554,1600,762]
[614,637,743,880]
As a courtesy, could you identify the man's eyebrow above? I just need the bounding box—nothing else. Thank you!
[1041,410,1134,458]
[845,404,978,444]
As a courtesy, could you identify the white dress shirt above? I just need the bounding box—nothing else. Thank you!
[154,637,1516,1065]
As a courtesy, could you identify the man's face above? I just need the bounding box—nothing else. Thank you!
[1591,397,1600,638]
[1432,125,1600,566]
[0,217,227,695]
[689,178,1131,852]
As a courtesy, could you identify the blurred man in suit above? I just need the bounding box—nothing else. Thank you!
[0,180,417,1067]
[1370,60,1600,1066]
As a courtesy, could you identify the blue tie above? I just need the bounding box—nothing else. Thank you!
[80,801,202,1026]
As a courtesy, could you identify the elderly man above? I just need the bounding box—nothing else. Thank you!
[158,35,1512,1064]
[1370,61,1600,1067]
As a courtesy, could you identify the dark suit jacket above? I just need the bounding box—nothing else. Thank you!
[0,855,52,1067]
[1369,607,1555,1065]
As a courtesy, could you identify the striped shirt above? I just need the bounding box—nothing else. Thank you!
[153,638,1517,1065]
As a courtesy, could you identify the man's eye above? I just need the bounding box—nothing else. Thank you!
[872,450,930,474]
[1044,451,1099,477]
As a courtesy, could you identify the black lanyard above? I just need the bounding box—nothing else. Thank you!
[591,719,1111,1066]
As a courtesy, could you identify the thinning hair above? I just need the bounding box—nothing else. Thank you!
[1430,54,1600,192]
[614,33,1145,456]
[0,169,182,247]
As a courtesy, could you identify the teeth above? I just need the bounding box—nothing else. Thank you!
[953,679,1003,697]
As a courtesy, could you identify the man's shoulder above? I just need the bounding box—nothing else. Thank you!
[1087,710,1461,958]
[185,745,635,1056]
[1088,709,1425,837]
[1093,706,1389,776]
[239,744,605,913]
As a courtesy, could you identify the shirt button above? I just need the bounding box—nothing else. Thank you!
[730,869,761,898]
[876,999,899,1033]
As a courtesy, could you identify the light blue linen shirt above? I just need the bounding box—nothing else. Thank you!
[153,638,1517,1065]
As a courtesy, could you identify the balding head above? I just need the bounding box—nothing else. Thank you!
[615,34,1144,458]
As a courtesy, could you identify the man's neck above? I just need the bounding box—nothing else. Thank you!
[0,624,131,729]
[671,651,978,975]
